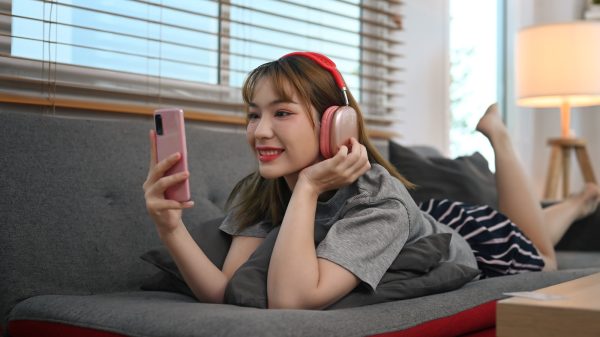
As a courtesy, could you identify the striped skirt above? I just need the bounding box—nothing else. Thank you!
[419,199,545,278]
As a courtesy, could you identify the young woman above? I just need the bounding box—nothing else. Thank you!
[143,52,600,310]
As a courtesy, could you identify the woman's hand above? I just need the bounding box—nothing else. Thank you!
[143,130,194,237]
[298,137,371,195]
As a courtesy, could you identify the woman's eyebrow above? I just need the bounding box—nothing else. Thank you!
[248,99,298,108]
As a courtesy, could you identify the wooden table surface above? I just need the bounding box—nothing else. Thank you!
[497,272,600,337]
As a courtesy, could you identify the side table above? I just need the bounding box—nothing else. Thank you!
[497,272,600,337]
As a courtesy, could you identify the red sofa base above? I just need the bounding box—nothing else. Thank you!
[370,300,496,337]
[8,300,496,337]
[8,320,129,337]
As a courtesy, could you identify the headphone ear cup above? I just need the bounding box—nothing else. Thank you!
[320,106,359,159]
[320,106,339,159]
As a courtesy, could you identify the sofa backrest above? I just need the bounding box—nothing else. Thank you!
[0,110,255,321]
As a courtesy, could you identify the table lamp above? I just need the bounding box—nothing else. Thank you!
[516,21,600,199]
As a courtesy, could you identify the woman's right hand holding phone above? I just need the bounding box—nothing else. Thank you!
[143,130,194,237]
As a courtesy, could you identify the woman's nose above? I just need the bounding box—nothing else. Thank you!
[254,115,273,139]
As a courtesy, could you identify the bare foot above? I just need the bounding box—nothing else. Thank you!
[572,183,600,220]
[475,103,508,140]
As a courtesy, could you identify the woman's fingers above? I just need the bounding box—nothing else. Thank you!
[301,138,371,193]
[156,153,182,176]
[144,168,188,198]
[346,138,363,165]
[145,171,194,211]
[158,170,189,191]
[333,138,369,175]
[153,170,189,193]
[146,198,195,213]
[313,138,369,189]
[341,139,370,181]
[145,152,182,188]
[146,129,184,184]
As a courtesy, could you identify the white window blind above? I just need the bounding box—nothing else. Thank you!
[0,0,404,135]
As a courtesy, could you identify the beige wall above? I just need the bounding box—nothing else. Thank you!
[394,0,450,155]
[397,0,599,199]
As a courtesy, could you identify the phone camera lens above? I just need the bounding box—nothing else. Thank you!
[155,114,163,135]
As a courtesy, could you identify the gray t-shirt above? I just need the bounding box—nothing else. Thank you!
[219,164,477,291]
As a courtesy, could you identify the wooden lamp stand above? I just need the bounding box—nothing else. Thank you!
[544,138,597,200]
[543,102,597,200]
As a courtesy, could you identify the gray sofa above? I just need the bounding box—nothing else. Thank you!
[1,109,599,337]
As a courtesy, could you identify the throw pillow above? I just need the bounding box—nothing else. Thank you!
[223,229,479,309]
[327,233,480,309]
[223,226,281,308]
[388,140,498,209]
[139,216,230,297]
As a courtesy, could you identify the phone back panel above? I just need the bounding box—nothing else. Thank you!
[154,108,190,202]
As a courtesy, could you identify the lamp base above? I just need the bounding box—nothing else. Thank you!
[544,138,597,200]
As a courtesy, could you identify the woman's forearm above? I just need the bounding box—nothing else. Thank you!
[159,221,229,303]
[267,181,321,308]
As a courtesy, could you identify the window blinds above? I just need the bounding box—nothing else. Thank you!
[0,0,404,134]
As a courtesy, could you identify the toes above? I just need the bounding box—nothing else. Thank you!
[485,103,498,115]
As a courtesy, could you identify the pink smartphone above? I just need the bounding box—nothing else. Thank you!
[154,108,191,202]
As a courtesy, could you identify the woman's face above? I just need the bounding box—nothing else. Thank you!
[246,77,320,188]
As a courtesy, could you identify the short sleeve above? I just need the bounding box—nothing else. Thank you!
[316,197,409,291]
[218,211,272,238]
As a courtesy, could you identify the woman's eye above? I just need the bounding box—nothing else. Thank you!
[247,112,260,120]
[275,110,291,117]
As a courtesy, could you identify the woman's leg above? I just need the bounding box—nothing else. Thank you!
[541,183,600,245]
[476,104,558,270]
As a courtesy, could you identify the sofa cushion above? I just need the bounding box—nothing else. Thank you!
[388,141,498,209]
[556,251,600,269]
[8,269,599,337]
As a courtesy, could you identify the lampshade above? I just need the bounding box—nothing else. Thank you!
[516,22,600,108]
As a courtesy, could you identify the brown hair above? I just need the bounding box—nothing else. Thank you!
[226,55,413,231]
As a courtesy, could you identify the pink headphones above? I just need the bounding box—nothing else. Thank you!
[281,52,359,159]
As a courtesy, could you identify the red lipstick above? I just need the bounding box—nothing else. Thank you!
[256,146,284,162]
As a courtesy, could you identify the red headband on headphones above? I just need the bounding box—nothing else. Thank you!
[281,51,349,105]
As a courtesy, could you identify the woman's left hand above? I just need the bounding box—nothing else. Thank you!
[298,137,371,194]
